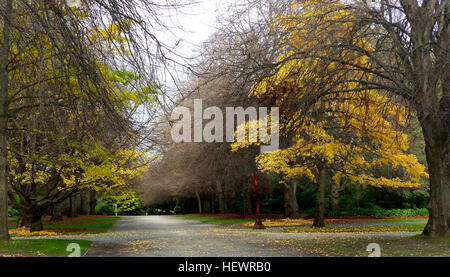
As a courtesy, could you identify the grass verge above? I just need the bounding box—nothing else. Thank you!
[283,224,426,233]
[8,216,120,237]
[0,239,91,257]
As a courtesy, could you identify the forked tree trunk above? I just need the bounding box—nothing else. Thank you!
[284,179,300,218]
[89,190,97,215]
[195,191,202,214]
[313,168,327,228]
[420,114,450,237]
[50,203,64,222]
[0,0,13,241]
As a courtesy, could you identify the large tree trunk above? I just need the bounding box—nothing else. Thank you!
[50,203,64,222]
[284,179,300,218]
[18,212,43,232]
[89,190,97,215]
[313,168,327,227]
[420,114,450,237]
[330,178,340,211]
[0,0,13,241]
[195,191,202,214]
[29,214,43,233]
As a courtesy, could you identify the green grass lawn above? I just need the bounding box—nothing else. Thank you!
[283,224,426,233]
[0,239,91,257]
[375,218,428,223]
[8,216,120,236]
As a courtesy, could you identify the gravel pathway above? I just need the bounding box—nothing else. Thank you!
[14,216,421,257]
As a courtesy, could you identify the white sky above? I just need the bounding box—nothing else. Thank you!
[149,0,235,97]
[159,0,226,60]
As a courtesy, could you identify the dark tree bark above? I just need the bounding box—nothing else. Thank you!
[217,180,227,213]
[79,191,87,215]
[17,212,44,232]
[420,113,450,237]
[203,198,210,213]
[229,191,237,213]
[242,186,252,215]
[50,203,64,222]
[284,179,300,218]
[195,191,202,214]
[69,195,78,218]
[89,190,97,215]
[210,199,215,214]
[313,168,327,227]
[0,0,12,241]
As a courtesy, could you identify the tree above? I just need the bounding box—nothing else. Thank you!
[0,0,184,238]
[259,0,448,236]
[232,1,429,226]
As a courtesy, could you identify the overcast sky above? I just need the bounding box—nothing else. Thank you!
[160,0,226,60]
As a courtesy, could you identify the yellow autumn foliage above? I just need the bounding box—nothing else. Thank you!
[232,0,428,189]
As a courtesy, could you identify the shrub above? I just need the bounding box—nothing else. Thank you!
[8,207,19,217]
[96,204,115,216]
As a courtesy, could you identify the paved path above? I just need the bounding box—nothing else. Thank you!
[85,216,420,257]
[16,216,421,257]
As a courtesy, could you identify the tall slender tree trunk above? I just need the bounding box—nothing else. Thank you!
[313,168,327,228]
[420,114,450,237]
[0,0,13,241]
[283,179,299,218]
[195,191,202,214]
[89,190,97,215]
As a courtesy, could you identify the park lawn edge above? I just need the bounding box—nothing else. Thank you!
[0,239,92,257]
[283,224,426,233]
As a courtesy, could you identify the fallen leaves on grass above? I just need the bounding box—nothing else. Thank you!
[283,224,426,233]
[242,218,350,227]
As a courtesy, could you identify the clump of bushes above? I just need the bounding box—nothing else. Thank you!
[96,190,145,216]
[8,207,19,217]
